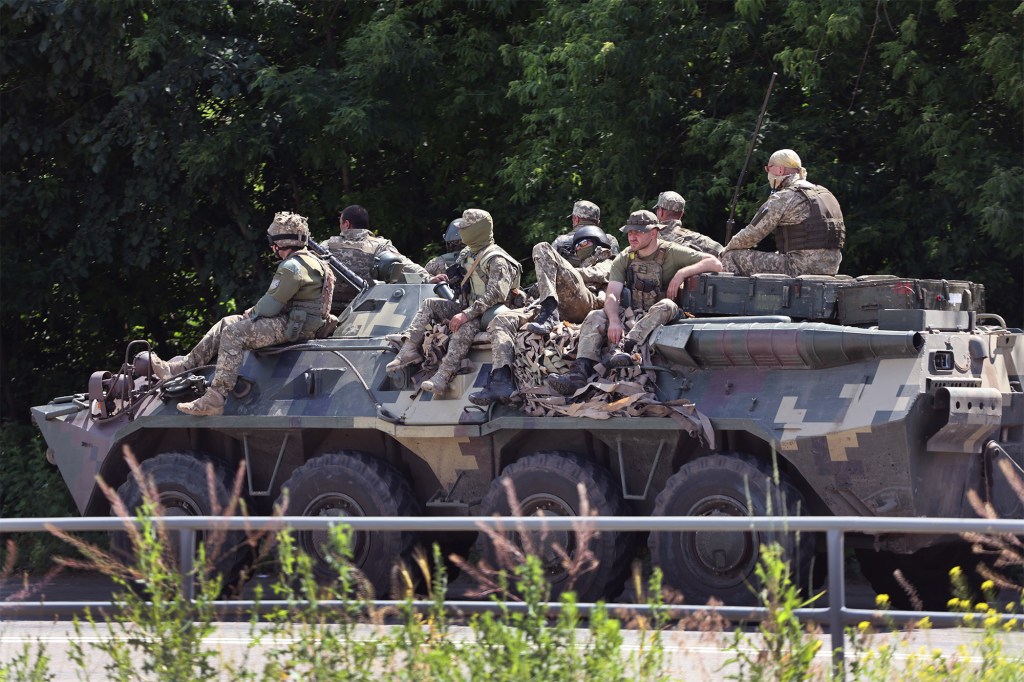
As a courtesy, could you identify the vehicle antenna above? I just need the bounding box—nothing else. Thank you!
[725,71,777,243]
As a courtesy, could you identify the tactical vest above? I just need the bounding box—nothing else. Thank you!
[624,244,668,313]
[327,232,387,307]
[775,183,846,252]
[461,244,522,309]
[284,251,332,329]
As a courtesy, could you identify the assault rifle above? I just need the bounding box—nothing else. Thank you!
[308,237,368,293]
[725,72,777,242]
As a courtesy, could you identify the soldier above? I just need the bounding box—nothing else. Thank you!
[653,191,724,255]
[424,218,464,277]
[551,200,620,268]
[526,223,617,337]
[470,225,617,406]
[547,210,722,396]
[327,204,430,310]
[720,149,845,276]
[386,208,521,395]
[147,212,334,416]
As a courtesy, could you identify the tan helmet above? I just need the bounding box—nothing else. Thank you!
[267,211,310,248]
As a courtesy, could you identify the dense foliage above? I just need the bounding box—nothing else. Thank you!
[2,0,1021,428]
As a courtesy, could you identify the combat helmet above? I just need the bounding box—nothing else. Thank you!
[572,224,613,251]
[444,219,464,253]
[267,211,310,248]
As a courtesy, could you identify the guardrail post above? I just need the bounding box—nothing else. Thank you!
[177,527,196,602]
[827,528,846,677]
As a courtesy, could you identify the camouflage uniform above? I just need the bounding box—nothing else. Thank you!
[327,230,428,310]
[424,251,459,277]
[177,248,329,395]
[487,307,534,370]
[661,220,724,256]
[391,209,521,393]
[722,177,844,276]
[575,241,701,361]
[551,200,620,268]
[530,242,613,324]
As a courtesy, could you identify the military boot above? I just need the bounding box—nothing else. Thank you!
[607,338,639,368]
[421,368,456,395]
[545,357,595,396]
[148,353,189,381]
[526,297,561,336]
[177,388,226,416]
[468,366,516,406]
[386,337,424,373]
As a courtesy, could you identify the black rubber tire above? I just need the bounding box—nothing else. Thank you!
[648,453,814,606]
[275,451,420,597]
[855,543,986,611]
[478,451,633,602]
[112,451,249,595]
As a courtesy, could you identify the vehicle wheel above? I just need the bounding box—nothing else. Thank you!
[648,453,813,606]
[478,451,633,602]
[112,451,249,596]
[275,451,420,597]
[855,543,985,611]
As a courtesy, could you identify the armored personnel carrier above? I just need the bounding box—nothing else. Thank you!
[32,269,1023,607]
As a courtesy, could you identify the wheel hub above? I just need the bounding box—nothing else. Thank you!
[687,497,757,587]
[303,493,368,567]
[518,493,575,577]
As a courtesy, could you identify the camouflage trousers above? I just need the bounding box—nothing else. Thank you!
[721,248,842,276]
[532,242,601,323]
[407,297,482,378]
[576,299,679,361]
[181,314,295,394]
[488,308,534,369]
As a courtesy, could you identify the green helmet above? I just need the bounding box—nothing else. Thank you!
[267,211,310,248]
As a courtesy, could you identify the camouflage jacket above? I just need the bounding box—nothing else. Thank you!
[725,178,842,254]
[327,229,428,310]
[552,222,621,268]
[661,220,724,256]
[424,251,459,277]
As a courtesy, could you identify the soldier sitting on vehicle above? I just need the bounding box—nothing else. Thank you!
[526,221,618,337]
[546,210,722,396]
[327,204,431,311]
[424,218,464,277]
[469,226,618,406]
[147,212,335,416]
[720,149,845,276]
[551,200,620,267]
[386,208,522,395]
[653,191,724,255]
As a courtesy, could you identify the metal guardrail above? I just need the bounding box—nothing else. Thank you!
[2,514,1023,671]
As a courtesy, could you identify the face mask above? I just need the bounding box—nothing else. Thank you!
[458,220,493,252]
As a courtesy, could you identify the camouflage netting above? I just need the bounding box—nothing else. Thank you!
[393,317,713,446]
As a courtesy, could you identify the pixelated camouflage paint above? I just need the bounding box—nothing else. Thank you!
[33,278,1024,546]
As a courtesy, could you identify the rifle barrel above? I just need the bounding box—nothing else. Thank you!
[308,237,368,292]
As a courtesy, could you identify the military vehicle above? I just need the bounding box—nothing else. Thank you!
[32,268,1023,607]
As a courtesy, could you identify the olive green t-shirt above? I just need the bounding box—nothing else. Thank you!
[608,239,704,288]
